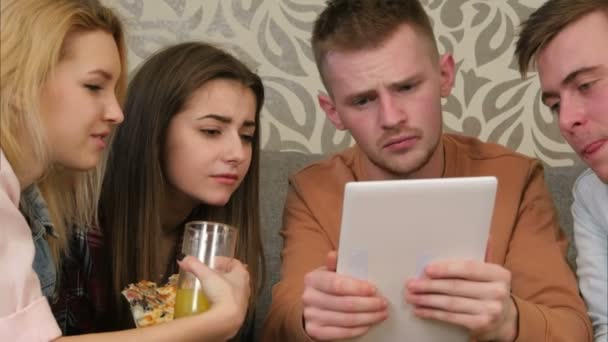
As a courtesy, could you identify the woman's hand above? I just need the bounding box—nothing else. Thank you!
[178,256,251,338]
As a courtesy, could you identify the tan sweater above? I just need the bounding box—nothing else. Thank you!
[261,134,592,342]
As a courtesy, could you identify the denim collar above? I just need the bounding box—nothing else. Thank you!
[21,185,58,238]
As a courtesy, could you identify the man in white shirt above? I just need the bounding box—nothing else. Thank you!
[516,1,608,341]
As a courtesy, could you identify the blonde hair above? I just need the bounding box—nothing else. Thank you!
[0,0,127,270]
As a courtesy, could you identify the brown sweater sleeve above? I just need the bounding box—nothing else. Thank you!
[506,161,592,342]
[261,183,334,342]
[261,147,593,341]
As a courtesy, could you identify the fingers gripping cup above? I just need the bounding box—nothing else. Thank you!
[174,221,237,318]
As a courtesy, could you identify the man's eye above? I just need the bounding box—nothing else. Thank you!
[578,81,596,92]
[354,98,368,106]
[398,83,415,92]
[353,96,374,107]
[549,102,560,116]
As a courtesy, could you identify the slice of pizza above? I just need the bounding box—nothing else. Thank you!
[121,274,178,327]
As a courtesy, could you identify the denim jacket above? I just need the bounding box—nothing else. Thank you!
[20,185,58,299]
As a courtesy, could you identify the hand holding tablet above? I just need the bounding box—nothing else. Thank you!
[335,177,498,342]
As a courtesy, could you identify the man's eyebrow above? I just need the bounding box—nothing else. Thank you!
[344,89,376,104]
[562,66,600,85]
[388,73,421,91]
[343,74,421,104]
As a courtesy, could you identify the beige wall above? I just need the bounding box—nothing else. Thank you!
[103,0,577,167]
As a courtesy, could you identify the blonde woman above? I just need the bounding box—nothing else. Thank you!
[0,0,249,341]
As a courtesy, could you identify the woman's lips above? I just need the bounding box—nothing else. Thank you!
[91,134,107,149]
[211,174,238,185]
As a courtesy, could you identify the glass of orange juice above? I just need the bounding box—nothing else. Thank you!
[174,221,237,319]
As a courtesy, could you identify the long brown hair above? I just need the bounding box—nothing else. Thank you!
[1,0,126,274]
[99,42,265,327]
[516,0,608,76]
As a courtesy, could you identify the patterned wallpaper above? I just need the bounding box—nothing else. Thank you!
[102,0,578,167]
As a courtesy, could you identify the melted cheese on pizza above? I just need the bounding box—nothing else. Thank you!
[122,274,178,327]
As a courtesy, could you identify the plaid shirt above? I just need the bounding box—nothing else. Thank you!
[52,224,108,334]
[23,188,257,337]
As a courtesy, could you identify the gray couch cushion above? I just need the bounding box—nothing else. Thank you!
[543,164,586,269]
[254,150,585,341]
[256,151,323,339]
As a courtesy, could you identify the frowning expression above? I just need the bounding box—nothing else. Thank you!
[164,78,257,206]
[318,24,454,180]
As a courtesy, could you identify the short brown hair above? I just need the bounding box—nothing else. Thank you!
[311,0,437,85]
[516,0,608,76]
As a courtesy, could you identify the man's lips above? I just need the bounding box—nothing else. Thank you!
[383,135,418,149]
[582,139,607,156]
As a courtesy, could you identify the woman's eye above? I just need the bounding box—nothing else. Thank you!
[84,84,103,92]
[241,134,254,143]
[200,129,221,136]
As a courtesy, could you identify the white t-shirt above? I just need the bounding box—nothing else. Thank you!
[572,168,608,342]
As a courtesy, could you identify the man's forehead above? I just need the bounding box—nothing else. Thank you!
[325,60,416,97]
[537,12,608,81]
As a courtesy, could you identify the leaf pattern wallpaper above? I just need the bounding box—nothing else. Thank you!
[102,0,578,166]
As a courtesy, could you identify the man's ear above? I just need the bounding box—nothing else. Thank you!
[438,53,455,97]
[318,92,346,130]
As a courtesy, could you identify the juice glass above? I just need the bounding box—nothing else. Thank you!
[174,221,237,318]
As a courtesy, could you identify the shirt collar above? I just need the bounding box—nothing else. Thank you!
[21,185,59,238]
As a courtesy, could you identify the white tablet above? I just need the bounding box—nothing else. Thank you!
[336,176,497,342]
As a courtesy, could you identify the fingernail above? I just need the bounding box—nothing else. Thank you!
[425,265,437,274]
[372,286,379,295]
